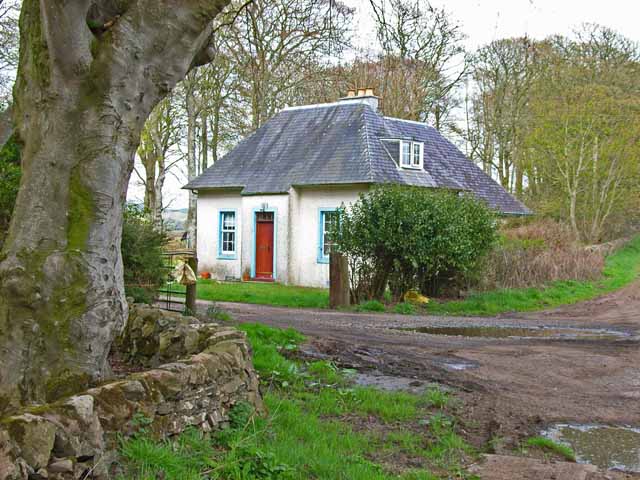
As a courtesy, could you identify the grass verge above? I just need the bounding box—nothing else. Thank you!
[193,280,328,309]
[186,236,640,317]
[118,323,475,479]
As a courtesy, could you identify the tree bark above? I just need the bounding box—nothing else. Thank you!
[0,0,229,414]
[154,150,166,229]
[200,111,208,173]
[185,85,198,249]
[141,151,158,215]
[211,107,220,164]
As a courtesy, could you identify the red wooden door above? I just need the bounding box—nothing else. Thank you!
[255,215,274,279]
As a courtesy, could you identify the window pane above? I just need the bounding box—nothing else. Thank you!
[222,231,235,253]
[412,142,422,166]
[401,142,411,166]
[220,212,236,254]
[222,212,235,230]
[322,212,337,257]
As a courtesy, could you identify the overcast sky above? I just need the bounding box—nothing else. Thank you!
[346,0,640,50]
[130,0,640,210]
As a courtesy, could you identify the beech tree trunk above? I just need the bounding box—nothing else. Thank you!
[0,0,229,415]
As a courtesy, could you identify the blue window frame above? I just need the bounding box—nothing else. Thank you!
[217,210,237,260]
[317,208,338,264]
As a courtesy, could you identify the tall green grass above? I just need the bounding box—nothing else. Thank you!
[524,436,576,462]
[119,323,472,479]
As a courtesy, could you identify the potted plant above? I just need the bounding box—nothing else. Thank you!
[200,271,211,280]
[242,267,251,282]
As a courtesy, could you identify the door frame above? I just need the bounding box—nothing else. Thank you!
[251,207,277,280]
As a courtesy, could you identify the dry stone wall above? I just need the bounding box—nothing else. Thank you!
[0,304,263,480]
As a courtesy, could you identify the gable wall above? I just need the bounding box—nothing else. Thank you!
[196,190,290,283]
[196,190,244,280]
[289,185,368,287]
[196,186,367,288]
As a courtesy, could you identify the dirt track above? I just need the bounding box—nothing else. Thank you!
[198,282,640,479]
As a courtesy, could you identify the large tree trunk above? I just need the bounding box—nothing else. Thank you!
[0,0,229,415]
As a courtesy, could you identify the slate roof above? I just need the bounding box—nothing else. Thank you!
[185,100,531,215]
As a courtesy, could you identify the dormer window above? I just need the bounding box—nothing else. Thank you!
[400,141,423,170]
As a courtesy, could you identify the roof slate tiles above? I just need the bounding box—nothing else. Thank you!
[185,101,531,215]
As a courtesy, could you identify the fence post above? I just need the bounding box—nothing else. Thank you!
[186,255,198,314]
[329,252,350,309]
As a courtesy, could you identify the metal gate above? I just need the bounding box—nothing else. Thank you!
[157,250,197,313]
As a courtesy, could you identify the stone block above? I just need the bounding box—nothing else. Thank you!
[4,414,56,470]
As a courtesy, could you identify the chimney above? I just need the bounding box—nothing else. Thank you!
[338,88,379,111]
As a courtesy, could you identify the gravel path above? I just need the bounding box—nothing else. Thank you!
[195,281,640,479]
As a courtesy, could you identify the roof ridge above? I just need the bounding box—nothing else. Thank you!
[360,107,374,182]
[384,116,430,127]
[281,100,373,112]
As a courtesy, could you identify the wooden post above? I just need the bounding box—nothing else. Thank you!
[186,255,198,314]
[329,252,350,309]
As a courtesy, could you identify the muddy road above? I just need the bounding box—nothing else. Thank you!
[199,281,640,478]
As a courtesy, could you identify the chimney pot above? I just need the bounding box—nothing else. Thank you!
[338,89,379,112]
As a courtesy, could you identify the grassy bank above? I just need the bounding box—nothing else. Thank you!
[427,235,640,316]
[118,323,475,479]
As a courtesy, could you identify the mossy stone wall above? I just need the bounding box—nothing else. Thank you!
[0,305,263,480]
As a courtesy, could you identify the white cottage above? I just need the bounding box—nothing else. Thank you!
[184,90,529,288]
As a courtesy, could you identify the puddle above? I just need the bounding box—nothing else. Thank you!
[353,372,445,394]
[442,362,477,371]
[396,325,626,340]
[543,424,640,472]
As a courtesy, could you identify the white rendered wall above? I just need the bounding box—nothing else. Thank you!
[196,187,366,287]
[289,185,367,288]
[239,194,290,284]
[196,190,243,280]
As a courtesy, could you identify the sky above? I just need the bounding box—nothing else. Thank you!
[129,0,640,210]
[346,0,640,51]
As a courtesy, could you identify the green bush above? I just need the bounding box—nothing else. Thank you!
[122,205,167,303]
[393,302,416,315]
[356,300,386,312]
[0,135,21,248]
[335,185,498,301]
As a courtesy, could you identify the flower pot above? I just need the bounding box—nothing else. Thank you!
[200,271,211,280]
